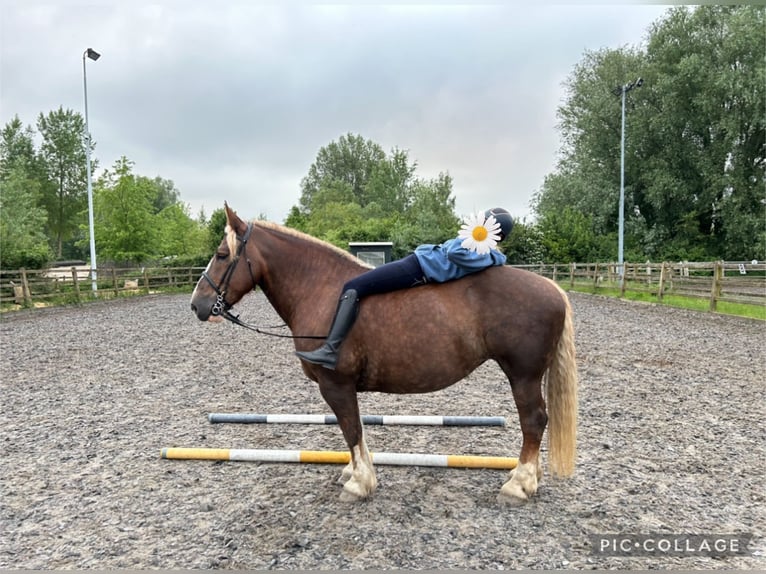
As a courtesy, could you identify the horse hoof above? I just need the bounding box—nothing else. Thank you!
[497,489,529,505]
[497,474,536,504]
[339,478,373,501]
[339,488,367,502]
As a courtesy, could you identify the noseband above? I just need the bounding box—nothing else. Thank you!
[201,223,255,317]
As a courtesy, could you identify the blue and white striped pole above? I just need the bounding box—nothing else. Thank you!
[207,413,506,427]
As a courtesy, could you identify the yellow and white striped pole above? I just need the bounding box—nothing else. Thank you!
[161,448,517,470]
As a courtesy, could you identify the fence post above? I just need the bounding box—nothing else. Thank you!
[143,268,150,293]
[593,263,600,290]
[552,264,558,282]
[20,269,32,305]
[569,263,575,289]
[709,260,723,312]
[112,268,119,297]
[620,264,627,298]
[658,262,667,301]
[70,267,81,304]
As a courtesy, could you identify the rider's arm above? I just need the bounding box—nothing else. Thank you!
[444,238,506,270]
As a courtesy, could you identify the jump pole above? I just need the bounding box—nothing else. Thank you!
[208,413,506,427]
[161,448,518,470]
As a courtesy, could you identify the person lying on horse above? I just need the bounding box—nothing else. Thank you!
[295,207,514,370]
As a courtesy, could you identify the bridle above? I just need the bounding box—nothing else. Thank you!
[201,223,256,318]
[199,223,325,339]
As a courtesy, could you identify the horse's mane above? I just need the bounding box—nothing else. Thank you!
[226,219,371,268]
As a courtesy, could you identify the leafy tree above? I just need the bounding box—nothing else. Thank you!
[206,207,228,254]
[537,207,598,263]
[0,165,51,268]
[390,173,459,257]
[290,134,460,256]
[299,133,388,214]
[155,202,207,258]
[284,205,308,232]
[0,116,38,179]
[304,201,364,244]
[535,5,765,262]
[642,5,765,260]
[92,157,158,265]
[363,148,417,214]
[150,176,181,213]
[533,46,646,247]
[1,116,52,268]
[37,107,92,258]
[502,219,546,265]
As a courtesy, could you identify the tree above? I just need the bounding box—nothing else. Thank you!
[534,46,646,244]
[502,219,545,265]
[205,207,228,255]
[0,116,38,180]
[535,5,765,262]
[289,134,459,255]
[537,208,599,263]
[0,165,51,268]
[150,176,181,213]
[37,107,92,258]
[92,157,158,265]
[155,202,207,259]
[1,116,52,268]
[299,133,389,215]
[390,173,459,257]
[642,5,765,260]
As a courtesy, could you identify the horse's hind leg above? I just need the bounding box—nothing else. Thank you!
[498,368,547,504]
[318,380,377,501]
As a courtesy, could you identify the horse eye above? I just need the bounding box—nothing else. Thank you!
[216,250,228,260]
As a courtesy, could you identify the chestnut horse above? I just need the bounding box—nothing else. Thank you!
[190,204,578,503]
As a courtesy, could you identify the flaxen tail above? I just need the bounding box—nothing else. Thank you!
[545,283,578,477]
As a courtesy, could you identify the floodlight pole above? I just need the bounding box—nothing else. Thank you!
[83,48,100,293]
[617,77,642,288]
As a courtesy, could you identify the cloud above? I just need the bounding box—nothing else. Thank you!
[0,1,669,224]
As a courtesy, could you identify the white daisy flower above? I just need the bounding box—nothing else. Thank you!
[458,212,501,254]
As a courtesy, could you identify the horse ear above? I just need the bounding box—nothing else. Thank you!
[224,202,247,234]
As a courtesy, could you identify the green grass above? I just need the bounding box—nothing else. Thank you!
[566,283,765,321]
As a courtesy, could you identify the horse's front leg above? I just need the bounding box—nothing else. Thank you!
[499,374,547,504]
[318,380,377,501]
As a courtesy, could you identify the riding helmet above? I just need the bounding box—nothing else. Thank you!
[484,207,514,241]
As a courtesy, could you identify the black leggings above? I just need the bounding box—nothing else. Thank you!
[343,254,428,298]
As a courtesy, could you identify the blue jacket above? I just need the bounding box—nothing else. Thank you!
[414,237,506,283]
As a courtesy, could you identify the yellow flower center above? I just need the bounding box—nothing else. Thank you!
[472,226,488,241]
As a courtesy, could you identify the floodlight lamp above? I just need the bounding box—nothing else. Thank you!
[86,48,101,61]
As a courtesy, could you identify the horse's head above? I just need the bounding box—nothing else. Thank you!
[190,203,258,322]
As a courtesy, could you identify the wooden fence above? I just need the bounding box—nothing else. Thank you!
[0,266,206,308]
[515,261,766,311]
[1,261,764,312]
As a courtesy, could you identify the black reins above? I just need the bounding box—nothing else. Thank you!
[200,223,325,340]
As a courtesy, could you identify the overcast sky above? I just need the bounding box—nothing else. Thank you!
[1,1,671,224]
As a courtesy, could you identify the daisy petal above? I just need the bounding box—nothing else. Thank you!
[458,211,500,254]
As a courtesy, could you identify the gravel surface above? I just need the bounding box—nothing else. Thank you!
[1,290,763,570]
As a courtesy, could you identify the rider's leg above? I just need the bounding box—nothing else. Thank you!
[295,255,426,369]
